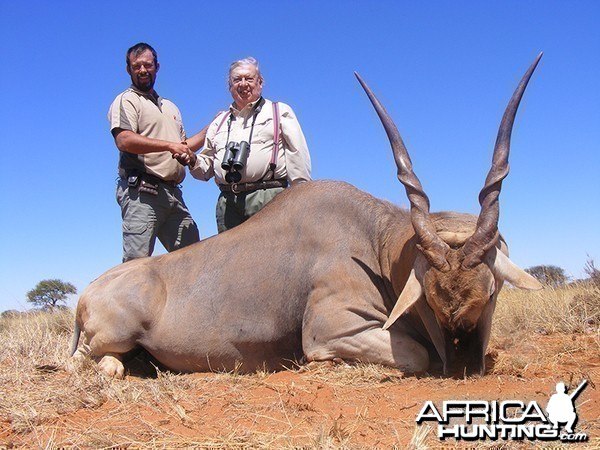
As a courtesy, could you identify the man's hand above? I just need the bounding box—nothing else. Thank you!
[172,142,197,166]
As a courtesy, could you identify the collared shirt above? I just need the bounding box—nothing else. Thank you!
[108,85,187,183]
[190,97,311,186]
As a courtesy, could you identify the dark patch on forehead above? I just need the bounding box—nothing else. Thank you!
[426,248,490,330]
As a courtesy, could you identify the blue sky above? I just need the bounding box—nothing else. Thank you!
[1,1,598,312]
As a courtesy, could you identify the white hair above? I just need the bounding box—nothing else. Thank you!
[228,57,263,86]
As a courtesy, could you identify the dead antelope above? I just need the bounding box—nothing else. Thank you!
[71,54,543,378]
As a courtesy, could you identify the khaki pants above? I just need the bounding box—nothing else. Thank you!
[116,178,200,262]
[216,187,284,233]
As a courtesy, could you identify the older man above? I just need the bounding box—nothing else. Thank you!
[108,42,206,261]
[187,57,311,233]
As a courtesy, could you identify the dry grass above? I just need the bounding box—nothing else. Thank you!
[1,283,598,449]
[493,281,600,336]
[490,282,600,377]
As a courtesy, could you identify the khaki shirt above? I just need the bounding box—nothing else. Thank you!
[108,86,187,183]
[190,98,311,185]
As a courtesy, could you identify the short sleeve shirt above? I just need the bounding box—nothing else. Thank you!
[108,85,187,183]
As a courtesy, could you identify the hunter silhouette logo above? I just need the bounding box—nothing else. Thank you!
[416,379,589,442]
[546,380,587,434]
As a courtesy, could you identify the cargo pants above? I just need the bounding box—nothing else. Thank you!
[116,178,200,262]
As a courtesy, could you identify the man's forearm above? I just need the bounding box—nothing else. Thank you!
[114,129,188,156]
[185,124,209,152]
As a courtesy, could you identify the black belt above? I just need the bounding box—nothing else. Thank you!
[125,171,179,187]
[219,179,288,194]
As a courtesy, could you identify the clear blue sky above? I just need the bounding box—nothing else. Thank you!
[1,1,598,312]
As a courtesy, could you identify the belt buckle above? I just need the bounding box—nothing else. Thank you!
[231,183,242,194]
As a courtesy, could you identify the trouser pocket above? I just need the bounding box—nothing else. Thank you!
[122,221,153,261]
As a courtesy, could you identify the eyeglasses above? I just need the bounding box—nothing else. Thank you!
[231,76,257,85]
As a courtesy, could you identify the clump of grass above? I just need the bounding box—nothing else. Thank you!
[570,280,600,331]
[406,424,432,450]
[490,282,599,376]
[0,308,74,366]
[296,361,405,387]
[493,282,600,336]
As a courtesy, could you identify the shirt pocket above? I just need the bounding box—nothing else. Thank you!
[253,116,274,144]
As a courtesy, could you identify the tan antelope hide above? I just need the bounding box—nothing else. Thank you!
[71,54,543,378]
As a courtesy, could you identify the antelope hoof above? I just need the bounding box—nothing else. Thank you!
[98,354,125,379]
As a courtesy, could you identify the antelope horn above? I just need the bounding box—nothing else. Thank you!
[355,72,450,271]
[462,53,543,269]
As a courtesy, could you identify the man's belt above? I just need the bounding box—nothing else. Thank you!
[126,171,179,187]
[219,179,288,194]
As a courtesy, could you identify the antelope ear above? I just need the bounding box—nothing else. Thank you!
[383,268,423,330]
[493,249,543,290]
[414,297,447,374]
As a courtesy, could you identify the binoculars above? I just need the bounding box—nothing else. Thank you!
[221,141,250,183]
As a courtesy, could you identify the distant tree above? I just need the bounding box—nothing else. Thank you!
[525,265,568,287]
[26,279,77,309]
[1,309,21,318]
[584,257,600,285]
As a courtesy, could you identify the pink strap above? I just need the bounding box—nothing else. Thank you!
[215,111,230,133]
[270,102,280,170]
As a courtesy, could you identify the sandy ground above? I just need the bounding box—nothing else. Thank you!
[1,334,598,448]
